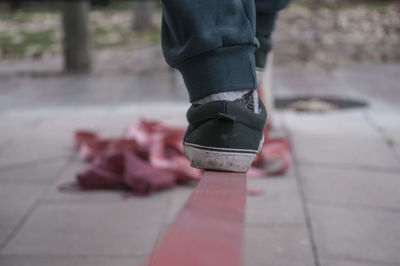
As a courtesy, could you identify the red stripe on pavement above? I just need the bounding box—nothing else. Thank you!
[148,171,247,266]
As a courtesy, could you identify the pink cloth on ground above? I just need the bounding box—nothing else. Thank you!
[72,118,291,195]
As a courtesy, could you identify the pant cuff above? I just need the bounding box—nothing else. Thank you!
[176,45,257,102]
[256,12,278,36]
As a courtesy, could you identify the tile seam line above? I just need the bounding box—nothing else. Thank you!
[0,154,74,253]
[245,222,307,228]
[297,160,400,173]
[363,111,400,166]
[282,114,321,266]
[151,184,175,243]
[322,252,400,266]
[308,199,400,214]
[0,155,71,172]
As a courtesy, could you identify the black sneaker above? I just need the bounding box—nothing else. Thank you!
[183,99,267,172]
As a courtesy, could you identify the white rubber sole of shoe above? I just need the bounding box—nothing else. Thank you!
[183,137,264,172]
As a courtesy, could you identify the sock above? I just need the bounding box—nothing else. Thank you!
[193,89,260,113]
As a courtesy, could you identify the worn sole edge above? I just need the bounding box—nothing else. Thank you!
[184,145,256,172]
[183,142,258,154]
[183,137,264,172]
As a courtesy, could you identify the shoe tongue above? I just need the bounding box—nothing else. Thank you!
[233,90,260,113]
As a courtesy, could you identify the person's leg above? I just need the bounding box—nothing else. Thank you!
[254,0,291,70]
[161,0,258,102]
[161,0,266,172]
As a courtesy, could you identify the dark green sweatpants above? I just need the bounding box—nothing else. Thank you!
[161,0,290,102]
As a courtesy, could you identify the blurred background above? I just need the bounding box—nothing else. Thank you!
[0,0,399,69]
[0,1,399,266]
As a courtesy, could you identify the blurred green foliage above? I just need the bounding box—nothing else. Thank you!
[0,4,161,59]
[0,0,394,60]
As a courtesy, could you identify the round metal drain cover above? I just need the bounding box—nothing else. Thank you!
[275,95,368,112]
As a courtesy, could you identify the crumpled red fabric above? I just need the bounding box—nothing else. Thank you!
[71,118,291,195]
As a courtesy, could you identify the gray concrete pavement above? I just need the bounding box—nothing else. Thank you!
[0,63,399,266]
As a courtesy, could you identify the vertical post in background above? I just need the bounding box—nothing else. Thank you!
[62,0,91,73]
[132,0,155,31]
[261,52,275,127]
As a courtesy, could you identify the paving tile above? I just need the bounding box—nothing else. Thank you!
[95,115,186,138]
[275,66,341,96]
[32,116,103,135]
[162,185,194,224]
[163,174,303,225]
[392,148,400,163]
[0,226,13,248]
[0,138,72,168]
[0,159,66,183]
[32,115,130,141]
[366,113,400,137]
[0,139,9,151]
[300,166,400,209]
[246,176,305,225]
[90,117,138,138]
[0,257,147,266]
[1,199,166,256]
[245,225,314,266]
[332,64,400,111]
[0,115,77,146]
[12,71,184,108]
[269,112,288,137]
[284,112,375,136]
[6,124,73,144]
[0,115,39,128]
[367,112,400,162]
[284,113,400,169]
[320,257,398,266]
[292,133,399,168]
[107,106,188,131]
[0,184,43,228]
[309,203,400,265]
[0,183,45,248]
[23,106,187,142]
[0,117,38,142]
